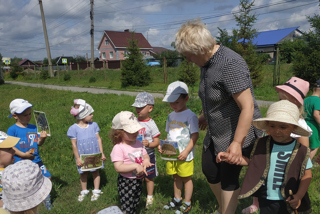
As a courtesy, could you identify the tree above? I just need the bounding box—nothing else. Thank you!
[72,55,87,63]
[11,56,23,66]
[279,39,307,63]
[216,27,233,48]
[154,50,180,67]
[292,3,320,83]
[178,59,199,87]
[43,57,56,65]
[121,33,151,87]
[227,0,263,87]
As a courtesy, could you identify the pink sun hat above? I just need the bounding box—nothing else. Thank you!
[275,77,309,106]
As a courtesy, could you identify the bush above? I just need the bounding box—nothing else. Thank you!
[64,73,71,81]
[89,76,96,83]
[10,65,24,79]
[40,69,49,80]
[178,59,199,87]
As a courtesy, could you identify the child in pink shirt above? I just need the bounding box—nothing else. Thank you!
[110,111,152,214]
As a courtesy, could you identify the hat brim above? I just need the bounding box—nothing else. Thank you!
[0,136,19,148]
[252,118,310,137]
[15,104,33,114]
[162,94,180,102]
[275,85,304,106]
[131,102,147,108]
[3,176,52,212]
[123,123,144,134]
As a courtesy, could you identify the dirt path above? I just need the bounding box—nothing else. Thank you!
[5,81,274,107]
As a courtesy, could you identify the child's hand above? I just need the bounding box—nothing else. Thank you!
[76,158,83,167]
[40,131,47,138]
[101,153,106,161]
[142,160,154,169]
[178,150,188,161]
[135,164,146,176]
[23,151,35,160]
[315,154,320,165]
[158,145,162,153]
[216,152,229,163]
[286,194,301,210]
[142,139,149,147]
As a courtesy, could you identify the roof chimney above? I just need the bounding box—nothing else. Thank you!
[124,29,130,32]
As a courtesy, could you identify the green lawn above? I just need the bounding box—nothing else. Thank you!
[3,63,299,101]
[1,84,319,214]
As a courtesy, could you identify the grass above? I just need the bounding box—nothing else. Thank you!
[1,84,320,214]
[4,63,297,101]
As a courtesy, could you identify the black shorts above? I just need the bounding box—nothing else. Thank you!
[202,143,253,191]
[258,198,290,214]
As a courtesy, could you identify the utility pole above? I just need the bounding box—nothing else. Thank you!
[39,0,53,77]
[90,0,94,69]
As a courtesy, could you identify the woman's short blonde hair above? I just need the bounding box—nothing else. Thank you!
[175,18,216,55]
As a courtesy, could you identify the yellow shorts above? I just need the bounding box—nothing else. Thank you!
[166,160,194,177]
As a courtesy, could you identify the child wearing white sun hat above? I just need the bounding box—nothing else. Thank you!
[217,100,312,214]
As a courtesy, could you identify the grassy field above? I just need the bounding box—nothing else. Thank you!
[1,84,320,214]
[3,63,302,101]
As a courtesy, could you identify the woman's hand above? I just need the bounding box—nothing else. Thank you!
[226,141,242,165]
[198,115,208,130]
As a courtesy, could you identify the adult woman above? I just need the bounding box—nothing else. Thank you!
[175,18,262,214]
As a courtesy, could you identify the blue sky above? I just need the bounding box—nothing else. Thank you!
[0,0,318,61]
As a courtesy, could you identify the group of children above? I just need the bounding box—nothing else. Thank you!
[1,77,320,214]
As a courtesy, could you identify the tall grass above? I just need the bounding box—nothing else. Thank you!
[1,84,319,214]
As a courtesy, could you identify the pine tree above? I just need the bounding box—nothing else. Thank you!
[121,32,151,87]
[178,59,199,88]
[231,0,263,87]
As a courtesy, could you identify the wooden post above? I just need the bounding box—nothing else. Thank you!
[273,45,278,86]
[276,47,280,85]
[163,57,167,84]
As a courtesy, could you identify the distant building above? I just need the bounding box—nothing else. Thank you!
[251,26,302,58]
[19,59,38,69]
[54,56,73,65]
[150,47,171,56]
[97,29,153,61]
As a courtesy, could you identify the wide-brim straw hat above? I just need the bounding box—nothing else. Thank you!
[252,100,309,137]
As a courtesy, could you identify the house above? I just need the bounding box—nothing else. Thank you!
[150,47,171,56]
[19,59,38,69]
[251,26,302,58]
[97,29,153,61]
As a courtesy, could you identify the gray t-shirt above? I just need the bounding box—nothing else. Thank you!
[198,45,262,155]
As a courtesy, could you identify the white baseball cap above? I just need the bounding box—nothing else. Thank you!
[163,81,188,102]
[9,99,33,118]
[112,111,143,133]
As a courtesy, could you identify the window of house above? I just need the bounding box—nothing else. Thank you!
[102,52,106,59]
[105,40,109,46]
[110,51,114,59]
[142,51,146,55]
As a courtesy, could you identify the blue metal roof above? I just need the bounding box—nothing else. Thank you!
[238,26,300,46]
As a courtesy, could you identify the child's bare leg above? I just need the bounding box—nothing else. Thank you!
[145,177,154,196]
[310,147,319,160]
[92,170,100,190]
[182,176,193,202]
[80,172,88,190]
[173,174,183,199]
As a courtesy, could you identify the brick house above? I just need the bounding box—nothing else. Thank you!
[97,29,153,61]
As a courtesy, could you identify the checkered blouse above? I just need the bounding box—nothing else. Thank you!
[198,45,262,155]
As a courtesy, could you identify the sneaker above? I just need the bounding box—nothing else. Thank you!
[78,190,89,202]
[163,198,182,210]
[91,190,103,201]
[42,195,53,210]
[175,202,192,214]
[146,197,153,208]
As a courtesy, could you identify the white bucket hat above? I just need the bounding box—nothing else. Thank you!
[70,99,94,119]
[163,81,188,102]
[2,160,52,212]
[8,99,33,118]
[112,111,143,133]
[252,100,309,137]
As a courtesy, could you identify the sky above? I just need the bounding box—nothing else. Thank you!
[0,0,319,61]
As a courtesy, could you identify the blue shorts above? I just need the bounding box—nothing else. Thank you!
[36,161,51,178]
[145,153,158,179]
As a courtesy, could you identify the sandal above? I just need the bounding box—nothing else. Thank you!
[242,204,258,214]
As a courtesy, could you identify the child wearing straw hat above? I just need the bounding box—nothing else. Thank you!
[217,100,312,214]
[0,131,20,210]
